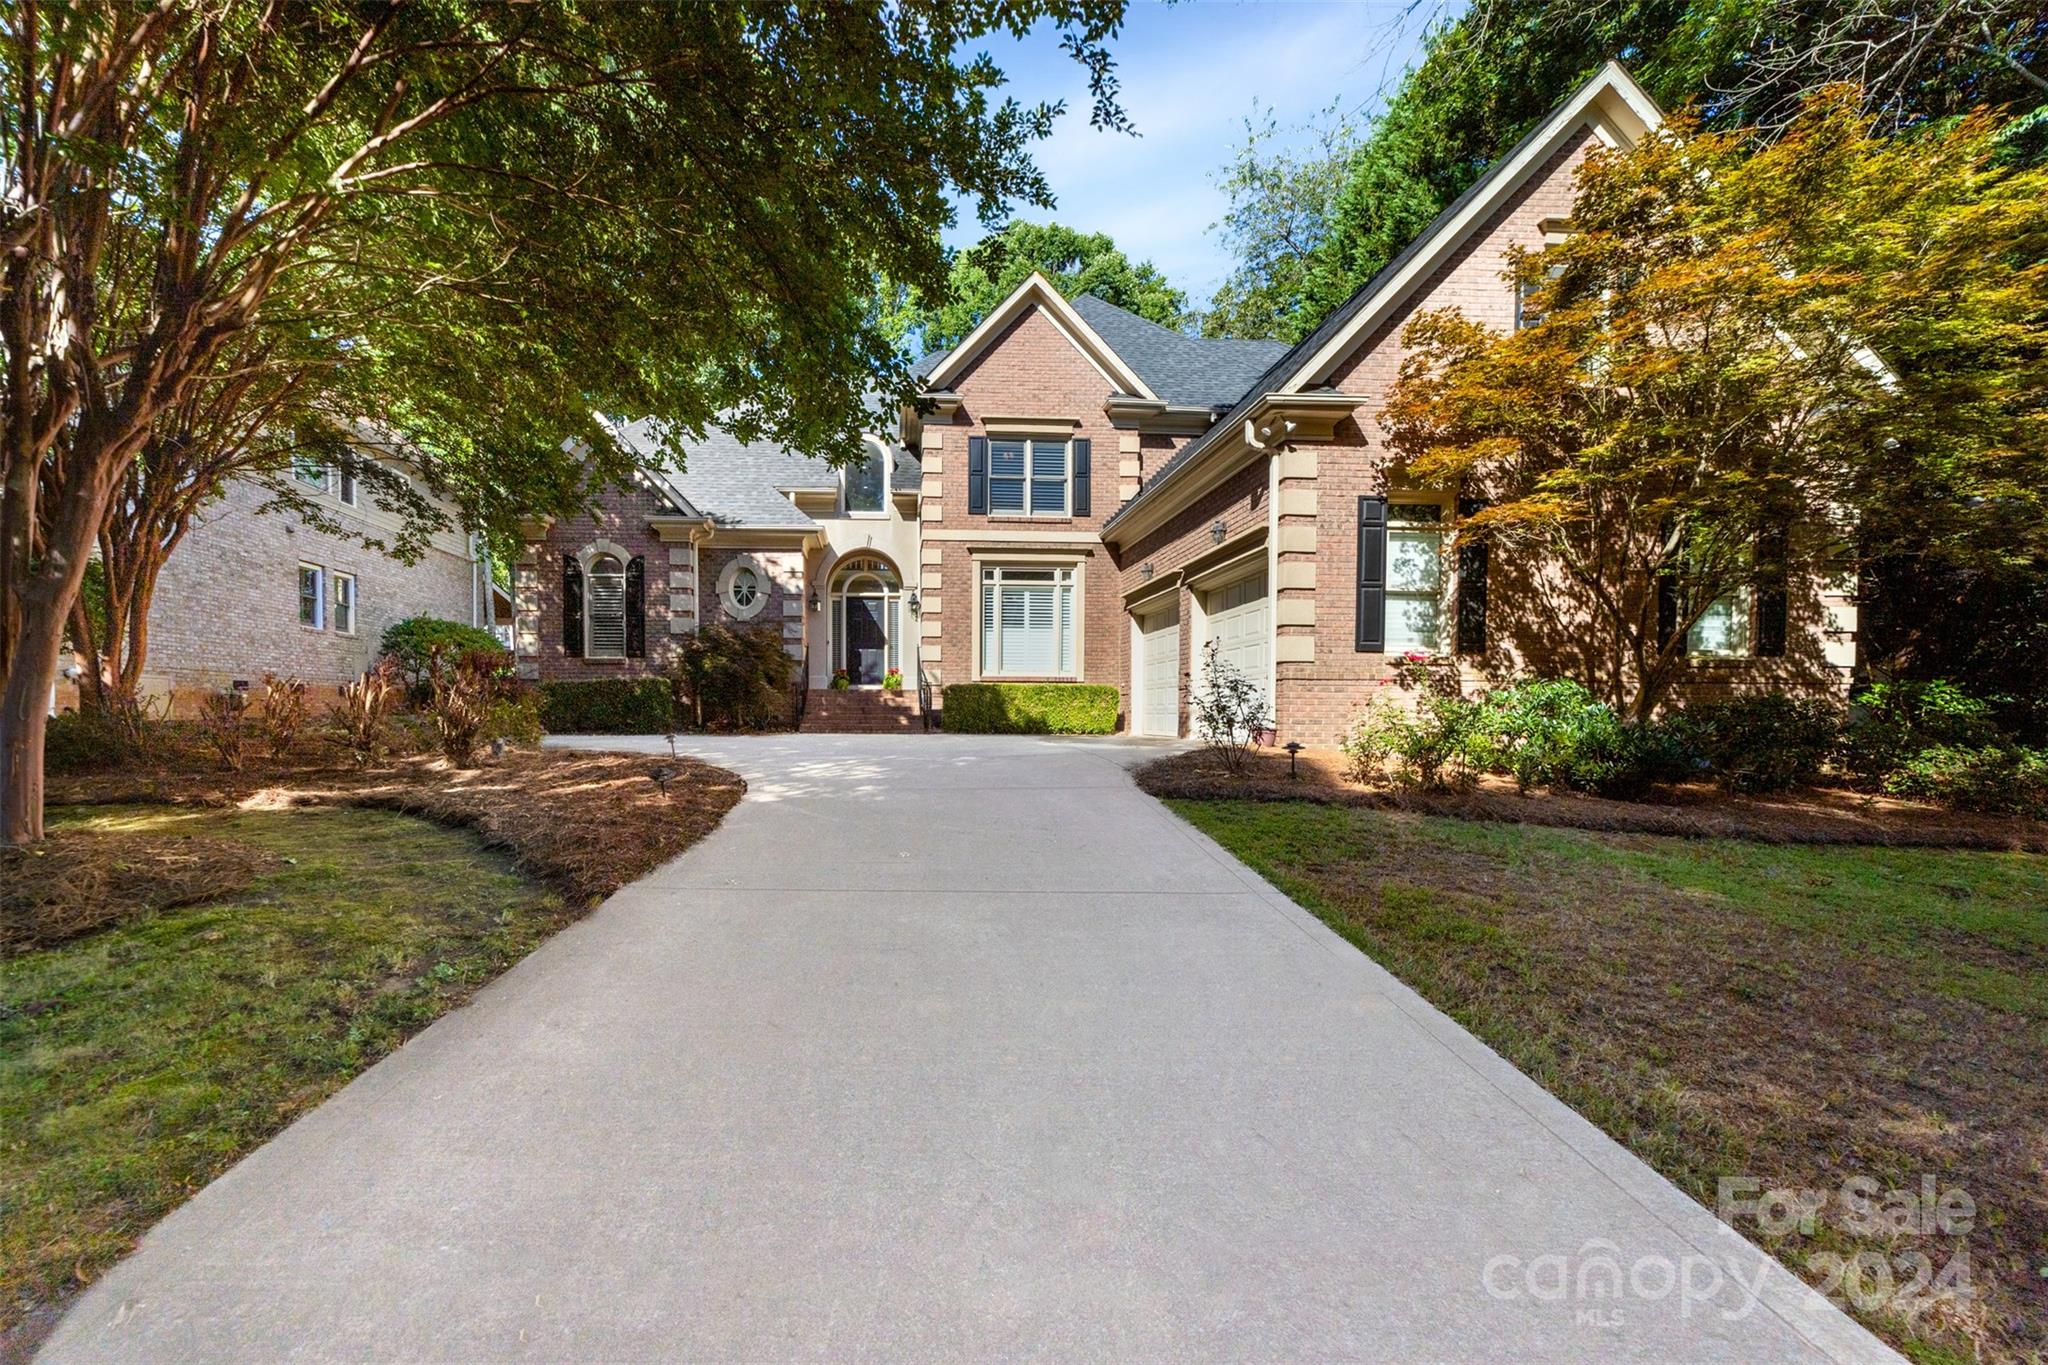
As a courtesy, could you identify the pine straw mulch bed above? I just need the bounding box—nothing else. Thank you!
[1137,745,2048,852]
[1,832,280,955]
[37,747,745,925]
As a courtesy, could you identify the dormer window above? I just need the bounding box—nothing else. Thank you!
[844,441,888,515]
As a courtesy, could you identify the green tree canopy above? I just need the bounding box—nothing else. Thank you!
[1383,92,2048,718]
[892,220,1190,356]
[1205,0,2047,339]
[0,0,1131,842]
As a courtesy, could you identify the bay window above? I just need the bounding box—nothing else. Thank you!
[980,564,1076,677]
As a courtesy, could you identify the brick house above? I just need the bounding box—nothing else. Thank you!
[137,456,503,705]
[520,63,1856,739]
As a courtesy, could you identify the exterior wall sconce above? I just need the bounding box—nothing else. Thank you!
[908,591,922,616]
[1139,563,1154,581]
[807,590,821,613]
[1211,519,1228,545]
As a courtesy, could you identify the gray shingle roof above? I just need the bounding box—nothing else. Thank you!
[613,418,915,529]
[1067,294,1287,407]
[908,294,1285,409]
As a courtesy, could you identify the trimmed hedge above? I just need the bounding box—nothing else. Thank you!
[941,682,1120,735]
[537,677,676,734]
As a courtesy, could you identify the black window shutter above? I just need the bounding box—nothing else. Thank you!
[1070,438,1091,517]
[1355,496,1387,653]
[1755,523,1789,658]
[625,554,646,658]
[1656,572,1681,651]
[1455,497,1488,655]
[562,554,584,658]
[967,435,988,515]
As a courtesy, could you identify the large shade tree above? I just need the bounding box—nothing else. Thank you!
[1205,0,2047,340]
[0,0,1132,843]
[1382,91,2048,719]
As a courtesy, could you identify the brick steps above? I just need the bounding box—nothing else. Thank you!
[800,688,926,733]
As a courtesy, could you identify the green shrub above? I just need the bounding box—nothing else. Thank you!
[1579,720,1703,800]
[1669,694,1841,793]
[379,617,508,693]
[941,682,1119,734]
[484,695,545,747]
[1341,694,1488,791]
[1841,679,2001,780]
[675,623,797,730]
[1470,678,1628,793]
[537,677,675,734]
[1881,743,2048,817]
[42,709,132,773]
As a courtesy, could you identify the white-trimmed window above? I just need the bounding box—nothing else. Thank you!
[980,564,1076,677]
[338,464,358,506]
[1385,503,1444,652]
[297,563,325,629]
[293,456,330,492]
[1687,589,1752,658]
[585,553,628,659]
[332,572,357,635]
[843,441,888,515]
[988,438,1069,517]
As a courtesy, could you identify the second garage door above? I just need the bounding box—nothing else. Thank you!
[1137,604,1180,737]
[1204,570,1269,691]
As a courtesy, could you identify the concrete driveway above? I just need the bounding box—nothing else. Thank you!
[43,733,1894,1363]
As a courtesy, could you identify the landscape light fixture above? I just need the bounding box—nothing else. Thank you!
[1283,740,1304,779]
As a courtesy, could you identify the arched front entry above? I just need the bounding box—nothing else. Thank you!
[830,553,903,686]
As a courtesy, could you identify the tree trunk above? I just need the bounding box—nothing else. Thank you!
[0,595,64,844]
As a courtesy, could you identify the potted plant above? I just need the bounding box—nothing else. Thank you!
[830,667,852,691]
[882,666,905,692]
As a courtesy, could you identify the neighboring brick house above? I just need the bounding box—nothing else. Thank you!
[139,457,501,703]
[523,62,1857,739]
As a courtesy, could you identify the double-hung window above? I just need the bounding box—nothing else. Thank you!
[1687,590,1752,658]
[1384,504,1445,652]
[332,572,357,635]
[988,438,1069,517]
[298,563,325,628]
[338,463,358,506]
[980,564,1076,677]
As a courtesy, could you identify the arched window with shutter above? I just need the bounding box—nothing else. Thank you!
[585,553,628,659]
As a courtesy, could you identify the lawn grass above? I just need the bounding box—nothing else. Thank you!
[1,804,572,1349]
[1170,799,2048,1365]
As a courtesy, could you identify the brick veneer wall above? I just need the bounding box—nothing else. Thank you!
[519,481,681,682]
[698,545,808,662]
[921,304,1169,721]
[1111,458,1270,737]
[1118,123,1851,748]
[144,476,478,699]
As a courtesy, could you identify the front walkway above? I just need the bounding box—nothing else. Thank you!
[44,734,1894,1362]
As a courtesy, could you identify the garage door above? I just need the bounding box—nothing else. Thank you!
[1138,604,1180,737]
[1205,570,1269,691]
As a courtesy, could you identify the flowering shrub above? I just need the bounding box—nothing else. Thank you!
[829,668,852,691]
[1190,639,1272,773]
[882,667,905,690]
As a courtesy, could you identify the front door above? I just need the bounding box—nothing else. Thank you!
[843,595,887,684]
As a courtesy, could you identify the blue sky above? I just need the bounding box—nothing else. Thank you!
[944,1,1446,307]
